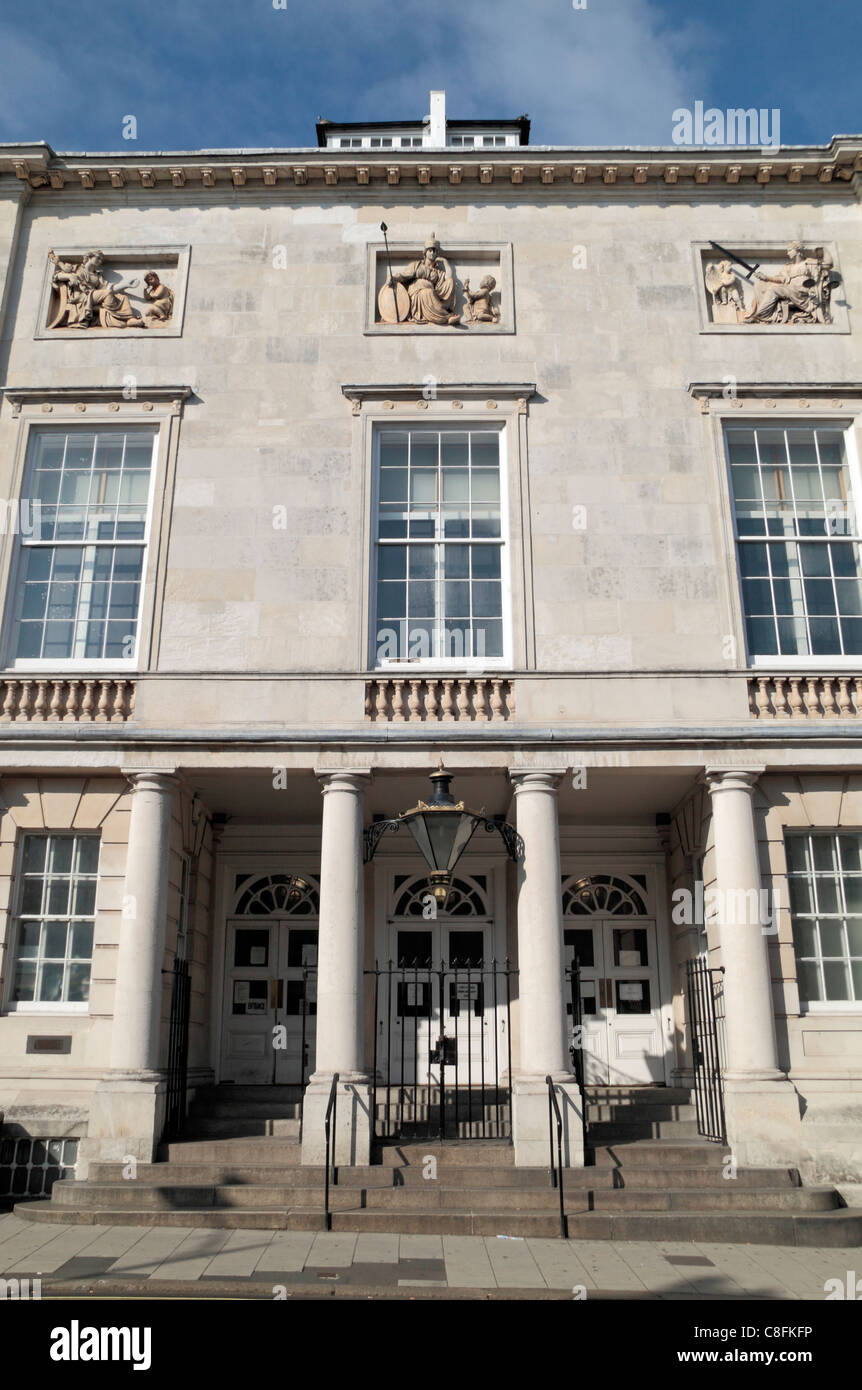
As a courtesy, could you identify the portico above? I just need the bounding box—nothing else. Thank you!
[42,752,809,1173]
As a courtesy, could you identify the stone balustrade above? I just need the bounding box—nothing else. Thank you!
[0,678,136,723]
[748,674,861,718]
[365,676,514,722]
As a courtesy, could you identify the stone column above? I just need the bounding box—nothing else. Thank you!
[704,768,800,1165]
[301,770,372,1165]
[83,771,177,1170]
[509,770,584,1168]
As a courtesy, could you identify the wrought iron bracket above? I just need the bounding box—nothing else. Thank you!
[363,818,403,862]
[483,817,524,861]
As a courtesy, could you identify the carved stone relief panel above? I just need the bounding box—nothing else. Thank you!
[36,245,190,339]
[366,236,513,334]
[695,241,847,332]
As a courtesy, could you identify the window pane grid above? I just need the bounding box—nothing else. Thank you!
[787,831,862,1004]
[11,833,99,1005]
[375,429,504,662]
[15,428,154,662]
[728,426,861,658]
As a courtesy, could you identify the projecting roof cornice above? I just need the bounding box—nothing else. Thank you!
[2,139,861,195]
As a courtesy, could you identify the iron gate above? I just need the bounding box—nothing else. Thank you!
[685,958,727,1142]
[162,957,191,1142]
[366,959,515,1141]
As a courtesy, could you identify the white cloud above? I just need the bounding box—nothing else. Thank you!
[356,0,711,145]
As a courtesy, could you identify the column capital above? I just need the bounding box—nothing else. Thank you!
[702,766,765,797]
[509,769,566,794]
[315,769,372,795]
[121,769,179,795]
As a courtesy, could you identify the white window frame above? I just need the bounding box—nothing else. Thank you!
[723,417,862,670]
[4,425,158,671]
[4,831,101,1016]
[369,421,512,671]
[786,830,862,1015]
[0,391,187,674]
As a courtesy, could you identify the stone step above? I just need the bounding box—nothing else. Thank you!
[584,1186,837,1213]
[376,1142,515,1167]
[585,1104,697,1123]
[613,1165,800,1189]
[188,1102,302,1120]
[18,1203,295,1230]
[20,1201,862,1243]
[85,1156,801,1192]
[87,1161,570,1188]
[192,1085,303,1103]
[299,1210,565,1237]
[374,1103,510,1118]
[583,1085,693,1105]
[559,1209,862,1247]
[379,1123,510,1140]
[588,1140,729,1167]
[587,1120,702,1141]
[158,1138,302,1163]
[168,1118,301,1140]
[374,1087,511,1099]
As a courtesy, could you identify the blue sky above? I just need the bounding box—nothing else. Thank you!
[0,0,858,152]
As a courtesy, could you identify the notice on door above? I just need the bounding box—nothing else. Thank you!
[233,979,268,1015]
[454,981,480,1004]
[618,982,643,1001]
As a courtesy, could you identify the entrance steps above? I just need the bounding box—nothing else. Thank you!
[174,1084,301,1139]
[373,1084,511,1140]
[584,1084,700,1140]
[17,1131,862,1244]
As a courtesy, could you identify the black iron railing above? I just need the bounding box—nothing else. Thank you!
[323,1072,339,1232]
[546,1076,568,1239]
[686,958,727,1142]
[566,963,585,1090]
[366,958,515,1142]
[162,957,191,1142]
[296,964,316,1140]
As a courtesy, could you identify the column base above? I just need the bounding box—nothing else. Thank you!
[301,1075,372,1167]
[77,1073,166,1178]
[512,1076,584,1169]
[723,1075,801,1168]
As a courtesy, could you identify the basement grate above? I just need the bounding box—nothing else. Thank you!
[0,1137,79,1198]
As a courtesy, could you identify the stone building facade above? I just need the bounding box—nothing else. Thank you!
[0,107,861,1197]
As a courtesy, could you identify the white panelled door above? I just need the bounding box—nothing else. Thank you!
[220,919,318,1085]
[565,921,663,1083]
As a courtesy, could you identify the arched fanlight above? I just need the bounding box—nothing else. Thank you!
[364,762,522,905]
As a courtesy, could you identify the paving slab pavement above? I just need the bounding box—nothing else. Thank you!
[1,1213,857,1299]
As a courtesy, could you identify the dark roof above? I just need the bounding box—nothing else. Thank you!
[315,115,530,147]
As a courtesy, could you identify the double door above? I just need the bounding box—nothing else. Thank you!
[385,922,499,1086]
[220,919,317,1084]
[565,919,664,1084]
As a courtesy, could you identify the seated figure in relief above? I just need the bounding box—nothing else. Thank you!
[745,242,834,325]
[48,249,144,329]
[386,234,460,325]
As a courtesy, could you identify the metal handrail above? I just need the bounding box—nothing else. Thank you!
[546,1075,568,1239]
[323,1072,339,1232]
